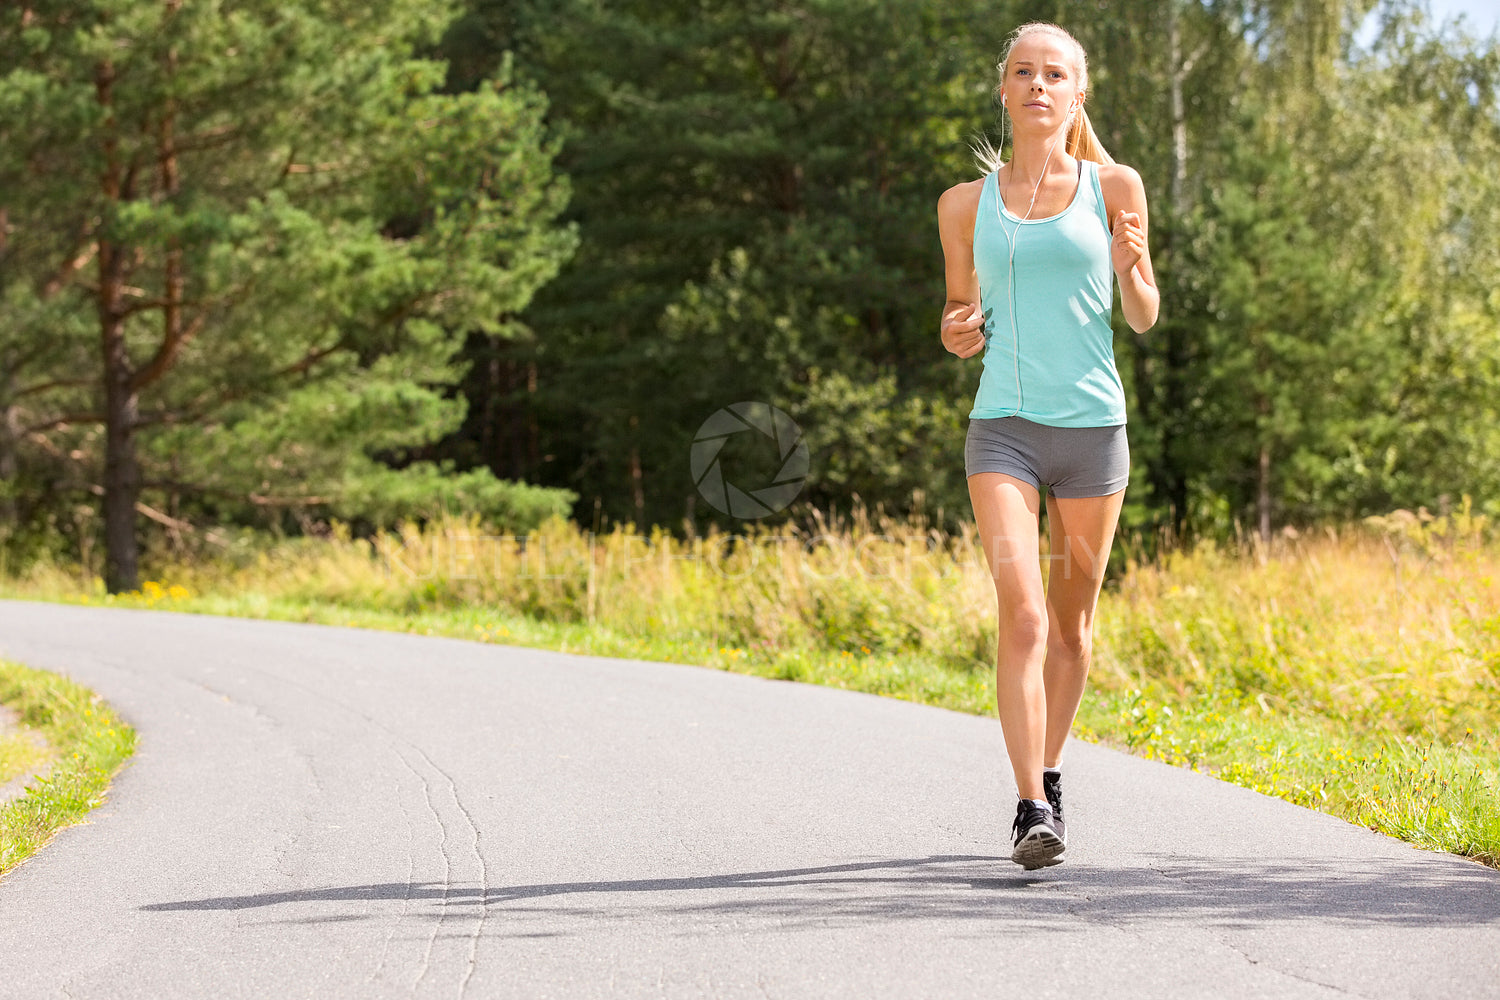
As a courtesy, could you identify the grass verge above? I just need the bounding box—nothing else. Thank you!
[0,710,53,789]
[0,661,137,878]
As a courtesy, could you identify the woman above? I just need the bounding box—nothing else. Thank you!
[937,22,1158,869]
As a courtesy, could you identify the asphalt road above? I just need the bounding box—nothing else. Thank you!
[0,600,1496,999]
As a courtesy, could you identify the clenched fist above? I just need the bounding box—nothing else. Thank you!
[942,301,988,359]
[1111,210,1146,278]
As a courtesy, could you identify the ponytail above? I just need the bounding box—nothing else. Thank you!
[1066,105,1113,165]
[971,132,1005,176]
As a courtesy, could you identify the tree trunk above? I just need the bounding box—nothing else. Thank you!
[507,357,525,480]
[0,210,11,527]
[526,360,539,476]
[0,399,18,528]
[628,414,645,530]
[101,301,141,593]
[487,350,502,476]
[96,59,140,593]
[1162,0,1191,535]
[1256,382,1272,545]
[1168,3,1189,221]
[1257,442,1271,545]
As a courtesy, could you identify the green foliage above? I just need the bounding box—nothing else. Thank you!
[430,0,1019,531]
[0,0,578,570]
[6,0,1500,561]
[1159,8,1500,532]
[1174,117,1363,526]
[331,462,572,530]
[420,0,1500,544]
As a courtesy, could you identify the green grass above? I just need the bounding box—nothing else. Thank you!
[0,714,53,788]
[3,503,1497,867]
[0,661,138,878]
[1074,686,1499,864]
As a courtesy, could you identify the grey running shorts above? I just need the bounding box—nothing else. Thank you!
[965,416,1129,498]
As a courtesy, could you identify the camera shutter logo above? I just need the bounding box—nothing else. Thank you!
[690,403,809,518]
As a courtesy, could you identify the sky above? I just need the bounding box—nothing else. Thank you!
[1425,0,1499,36]
[1355,0,1499,48]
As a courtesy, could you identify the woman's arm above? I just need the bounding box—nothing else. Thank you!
[1099,164,1159,334]
[937,181,986,358]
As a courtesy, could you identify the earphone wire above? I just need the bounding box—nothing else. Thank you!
[998,106,1071,417]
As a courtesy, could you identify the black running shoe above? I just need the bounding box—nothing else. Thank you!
[1042,770,1067,845]
[1011,799,1065,869]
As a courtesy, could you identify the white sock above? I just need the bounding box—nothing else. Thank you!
[1043,766,1062,777]
[1024,798,1052,813]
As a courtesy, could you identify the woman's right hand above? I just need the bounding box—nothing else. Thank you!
[941,301,987,358]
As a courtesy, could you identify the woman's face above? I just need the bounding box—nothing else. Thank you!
[1002,34,1083,132]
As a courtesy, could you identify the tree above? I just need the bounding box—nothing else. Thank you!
[1301,12,1500,518]
[1179,118,1359,538]
[1176,3,1500,534]
[435,0,1017,533]
[414,0,1500,542]
[0,0,578,589]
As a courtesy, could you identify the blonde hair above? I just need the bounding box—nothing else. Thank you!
[972,22,1114,174]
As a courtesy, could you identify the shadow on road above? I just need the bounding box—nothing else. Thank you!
[140,853,1500,929]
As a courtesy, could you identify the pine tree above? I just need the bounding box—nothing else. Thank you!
[0,0,578,589]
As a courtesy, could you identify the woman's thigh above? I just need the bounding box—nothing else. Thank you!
[968,471,1046,606]
[1043,489,1125,630]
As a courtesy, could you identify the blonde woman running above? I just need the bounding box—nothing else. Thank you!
[937,22,1158,869]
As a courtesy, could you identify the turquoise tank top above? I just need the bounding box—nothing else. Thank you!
[969,159,1126,427]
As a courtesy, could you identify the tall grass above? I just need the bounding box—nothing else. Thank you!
[6,503,1497,865]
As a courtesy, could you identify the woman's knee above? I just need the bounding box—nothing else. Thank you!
[996,600,1048,653]
[1049,623,1092,661]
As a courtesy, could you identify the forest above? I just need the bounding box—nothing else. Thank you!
[2,0,1498,591]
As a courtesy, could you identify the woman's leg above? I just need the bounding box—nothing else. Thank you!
[967,471,1049,801]
[1041,489,1125,767]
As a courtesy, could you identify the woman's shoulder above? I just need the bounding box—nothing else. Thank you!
[937,176,987,218]
[1096,162,1146,197]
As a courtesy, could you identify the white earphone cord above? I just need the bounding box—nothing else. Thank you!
[999,107,1072,417]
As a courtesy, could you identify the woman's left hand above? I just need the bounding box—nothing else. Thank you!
[1111,210,1146,277]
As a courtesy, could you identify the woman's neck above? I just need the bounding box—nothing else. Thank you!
[1005,130,1072,186]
